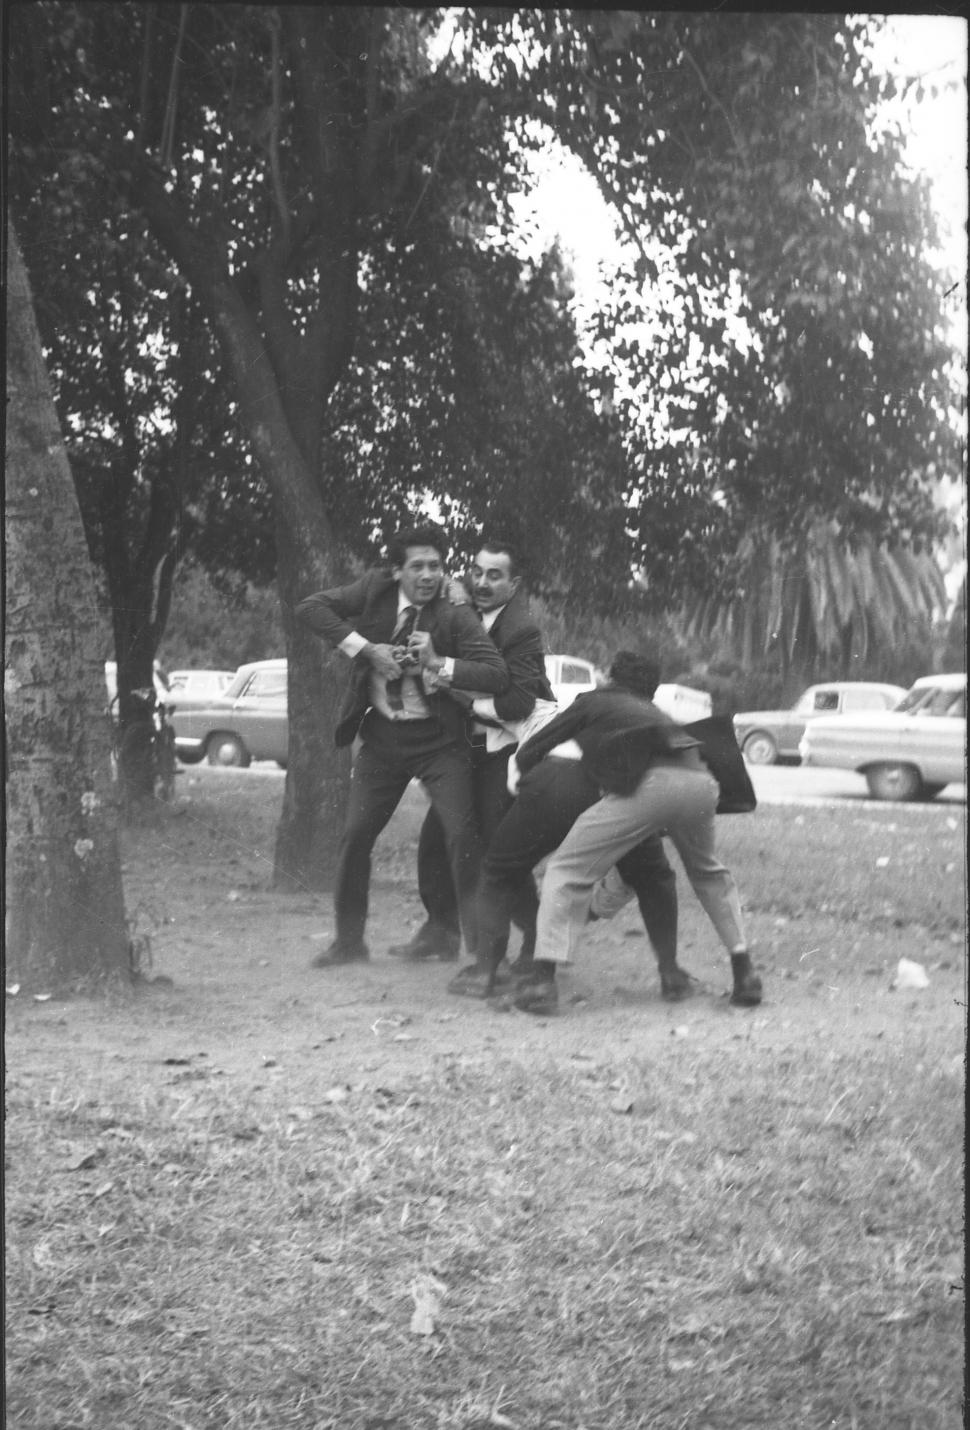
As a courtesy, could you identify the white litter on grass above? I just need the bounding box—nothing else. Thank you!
[891,958,930,991]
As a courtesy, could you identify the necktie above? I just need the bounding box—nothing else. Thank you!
[386,606,418,711]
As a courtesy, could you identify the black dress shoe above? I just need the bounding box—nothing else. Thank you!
[310,940,369,969]
[446,962,513,999]
[730,952,763,1006]
[512,976,559,1016]
[387,930,460,962]
[659,965,698,1001]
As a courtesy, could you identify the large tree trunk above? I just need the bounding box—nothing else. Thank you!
[4,226,130,994]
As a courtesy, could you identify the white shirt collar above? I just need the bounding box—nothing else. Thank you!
[480,604,506,632]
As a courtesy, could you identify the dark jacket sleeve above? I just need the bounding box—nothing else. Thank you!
[515,697,590,774]
[445,604,510,695]
[492,622,555,723]
[294,575,374,648]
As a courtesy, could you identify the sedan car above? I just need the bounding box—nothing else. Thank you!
[172,655,712,767]
[167,669,235,700]
[545,653,598,707]
[171,659,288,767]
[733,681,906,765]
[798,672,966,801]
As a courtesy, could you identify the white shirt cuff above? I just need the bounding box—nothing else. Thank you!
[471,697,497,721]
[340,631,369,658]
[442,657,455,679]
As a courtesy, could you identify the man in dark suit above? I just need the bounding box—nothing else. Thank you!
[295,523,508,967]
[387,538,556,971]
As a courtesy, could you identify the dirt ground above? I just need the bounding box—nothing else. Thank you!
[6,770,966,1105]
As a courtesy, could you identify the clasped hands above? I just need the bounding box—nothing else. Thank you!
[364,631,447,685]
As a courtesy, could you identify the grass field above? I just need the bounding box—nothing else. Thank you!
[5,774,966,1430]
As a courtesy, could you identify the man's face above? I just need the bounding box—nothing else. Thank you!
[471,549,519,612]
[394,545,444,606]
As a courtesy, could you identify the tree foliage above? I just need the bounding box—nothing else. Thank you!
[465,11,961,602]
[683,518,949,696]
[7,6,963,881]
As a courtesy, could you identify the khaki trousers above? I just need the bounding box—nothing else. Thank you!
[535,763,747,964]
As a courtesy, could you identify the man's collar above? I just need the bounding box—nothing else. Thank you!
[480,603,507,631]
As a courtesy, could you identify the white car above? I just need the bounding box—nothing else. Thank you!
[733,681,906,765]
[544,653,599,707]
[798,672,966,801]
[167,669,235,701]
[543,655,710,723]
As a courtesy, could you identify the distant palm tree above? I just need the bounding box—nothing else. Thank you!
[684,519,948,691]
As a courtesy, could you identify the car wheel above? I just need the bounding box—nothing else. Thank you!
[865,763,922,802]
[743,731,778,766]
[206,733,251,768]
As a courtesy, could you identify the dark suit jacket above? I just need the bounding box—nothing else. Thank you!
[515,684,700,796]
[478,587,555,724]
[296,571,509,747]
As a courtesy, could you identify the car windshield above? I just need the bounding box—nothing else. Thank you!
[894,684,966,717]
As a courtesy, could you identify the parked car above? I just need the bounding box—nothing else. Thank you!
[171,659,288,767]
[172,655,712,767]
[733,681,907,765]
[167,669,235,702]
[653,682,712,724]
[542,655,711,723]
[544,653,598,707]
[798,672,966,801]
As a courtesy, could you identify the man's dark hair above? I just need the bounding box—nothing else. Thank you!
[387,523,449,568]
[475,536,522,578]
[609,650,661,699]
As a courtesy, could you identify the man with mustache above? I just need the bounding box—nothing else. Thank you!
[388,537,556,977]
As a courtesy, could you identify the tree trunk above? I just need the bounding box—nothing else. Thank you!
[273,513,351,891]
[4,226,131,994]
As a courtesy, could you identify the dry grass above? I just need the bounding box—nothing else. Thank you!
[6,1035,964,1429]
[5,771,966,1429]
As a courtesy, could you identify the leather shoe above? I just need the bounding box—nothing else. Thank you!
[311,940,369,969]
[659,965,698,1001]
[512,976,559,1016]
[387,929,460,962]
[730,953,762,1006]
[447,962,513,999]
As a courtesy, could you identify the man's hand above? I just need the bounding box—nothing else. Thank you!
[406,630,442,672]
[363,642,405,679]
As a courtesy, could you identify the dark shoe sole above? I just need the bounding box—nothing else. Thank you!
[730,977,763,1006]
[660,967,698,1001]
[512,981,559,1016]
[447,965,513,999]
[311,949,369,969]
[388,943,460,962]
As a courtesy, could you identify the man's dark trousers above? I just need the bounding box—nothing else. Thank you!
[336,713,483,953]
[476,756,678,971]
[413,740,538,957]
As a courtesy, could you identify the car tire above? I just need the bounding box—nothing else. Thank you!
[743,731,778,766]
[865,763,922,802]
[206,733,251,768]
